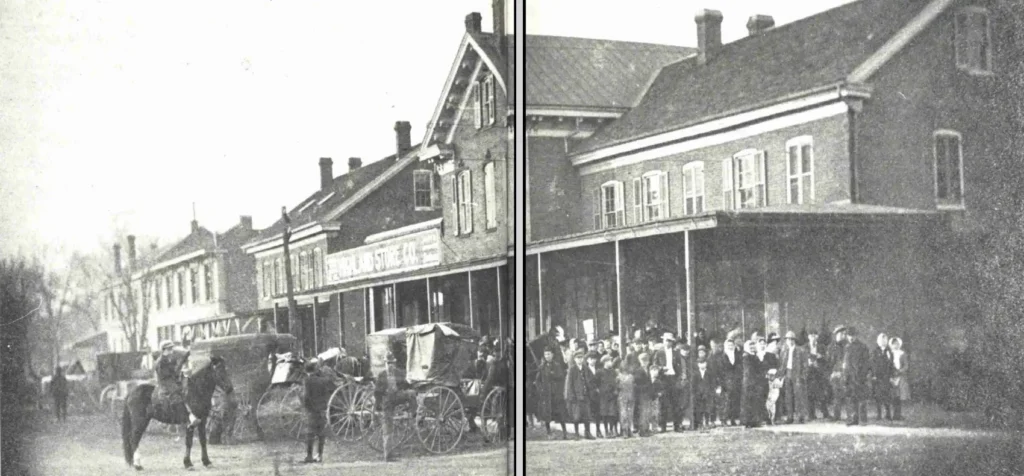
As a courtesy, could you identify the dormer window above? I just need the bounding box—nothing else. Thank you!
[954,7,992,74]
[474,74,496,129]
[413,169,436,210]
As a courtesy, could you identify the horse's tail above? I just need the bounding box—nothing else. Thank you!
[121,400,133,465]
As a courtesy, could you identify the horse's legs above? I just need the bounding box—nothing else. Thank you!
[132,417,151,470]
[198,419,212,467]
[183,425,194,469]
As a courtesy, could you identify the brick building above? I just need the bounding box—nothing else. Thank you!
[525,0,1015,348]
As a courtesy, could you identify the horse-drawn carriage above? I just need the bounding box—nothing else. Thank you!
[96,352,149,420]
[358,322,509,455]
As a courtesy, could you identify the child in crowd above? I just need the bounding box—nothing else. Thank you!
[598,355,619,437]
[644,365,666,435]
[616,358,637,438]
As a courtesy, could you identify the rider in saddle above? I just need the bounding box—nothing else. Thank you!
[154,340,201,428]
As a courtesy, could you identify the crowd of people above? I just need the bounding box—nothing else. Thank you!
[529,324,911,439]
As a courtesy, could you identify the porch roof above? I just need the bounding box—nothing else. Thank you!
[525,204,940,255]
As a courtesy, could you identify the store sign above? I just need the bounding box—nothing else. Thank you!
[325,229,441,284]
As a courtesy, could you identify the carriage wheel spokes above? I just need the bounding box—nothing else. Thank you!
[415,386,465,454]
[480,387,508,444]
[327,383,370,441]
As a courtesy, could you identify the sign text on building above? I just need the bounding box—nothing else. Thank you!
[325,228,441,284]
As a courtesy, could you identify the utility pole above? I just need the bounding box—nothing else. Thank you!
[281,207,303,357]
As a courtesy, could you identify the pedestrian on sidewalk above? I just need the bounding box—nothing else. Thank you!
[50,366,68,423]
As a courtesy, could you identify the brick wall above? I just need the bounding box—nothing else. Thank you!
[526,136,584,241]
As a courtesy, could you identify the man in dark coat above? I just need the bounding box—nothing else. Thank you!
[302,361,333,463]
[154,340,201,428]
[827,326,848,421]
[693,356,717,428]
[805,332,831,420]
[564,350,594,439]
[740,341,763,427]
[842,327,871,426]
[50,366,68,422]
[534,348,568,439]
[653,333,686,432]
[778,331,808,423]
[714,337,743,426]
[870,333,894,421]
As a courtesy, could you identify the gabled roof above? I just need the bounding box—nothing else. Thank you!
[154,220,256,264]
[525,35,694,110]
[575,0,933,155]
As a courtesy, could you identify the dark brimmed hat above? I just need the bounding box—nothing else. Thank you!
[586,351,601,360]
[767,332,780,343]
[697,345,707,352]
[833,325,848,335]
[572,349,586,358]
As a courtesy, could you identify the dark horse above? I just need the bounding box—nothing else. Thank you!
[121,355,233,471]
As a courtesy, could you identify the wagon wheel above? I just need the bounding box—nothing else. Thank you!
[256,384,306,441]
[327,383,372,441]
[415,386,466,454]
[231,391,258,443]
[479,387,508,444]
[99,384,119,420]
[365,396,416,453]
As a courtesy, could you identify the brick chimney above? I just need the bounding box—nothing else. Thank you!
[127,235,137,271]
[191,220,199,233]
[240,215,253,230]
[319,157,333,190]
[695,9,723,65]
[394,121,412,157]
[465,12,482,33]
[113,243,122,275]
[746,15,775,36]
[348,157,362,171]
[492,0,505,39]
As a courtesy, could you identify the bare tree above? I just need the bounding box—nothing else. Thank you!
[98,234,161,352]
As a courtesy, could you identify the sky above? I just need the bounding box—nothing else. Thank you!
[526,0,858,45]
[0,0,508,264]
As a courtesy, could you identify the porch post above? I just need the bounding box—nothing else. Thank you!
[468,270,474,330]
[392,283,398,329]
[675,256,684,339]
[273,303,279,332]
[426,277,432,323]
[538,253,544,334]
[496,267,504,344]
[615,240,624,343]
[338,293,345,348]
[312,297,319,355]
[685,229,697,430]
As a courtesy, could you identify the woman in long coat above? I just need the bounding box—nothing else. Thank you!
[534,348,568,438]
[740,341,764,427]
[889,337,909,420]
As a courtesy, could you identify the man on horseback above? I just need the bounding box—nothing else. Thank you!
[154,340,201,428]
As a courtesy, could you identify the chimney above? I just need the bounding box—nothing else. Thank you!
[465,12,482,33]
[394,121,412,156]
[746,15,775,36]
[113,243,122,275]
[695,9,724,65]
[348,157,362,171]
[319,157,333,190]
[492,0,506,40]
[240,215,253,230]
[127,235,137,271]
[191,220,199,233]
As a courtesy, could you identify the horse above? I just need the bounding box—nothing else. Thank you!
[121,355,233,471]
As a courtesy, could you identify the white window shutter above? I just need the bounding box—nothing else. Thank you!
[451,175,459,235]
[615,182,625,227]
[757,151,767,206]
[661,171,670,218]
[473,84,482,129]
[594,188,602,230]
[465,171,473,234]
[632,178,642,225]
[722,158,733,210]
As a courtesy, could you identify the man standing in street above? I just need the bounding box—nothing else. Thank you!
[827,326,848,422]
[302,361,332,464]
[714,334,743,426]
[843,327,871,426]
[778,331,808,424]
[870,333,894,421]
[50,365,68,423]
[654,333,685,432]
[806,332,831,420]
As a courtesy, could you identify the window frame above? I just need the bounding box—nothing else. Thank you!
[274,258,282,295]
[954,6,993,75]
[177,271,185,306]
[483,161,497,229]
[413,169,436,211]
[640,170,669,223]
[481,74,496,127]
[298,251,308,291]
[190,267,199,304]
[933,129,965,208]
[785,136,815,205]
[204,262,214,302]
[457,170,473,235]
[682,161,705,216]
[732,149,767,209]
[721,158,734,210]
[596,181,625,230]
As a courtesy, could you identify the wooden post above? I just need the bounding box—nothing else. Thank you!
[468,270,474,330]
[426,278,432,324]
[338,293,345,348]
[312,297,319,355]
[496,267,503,345]
[675,256,684,339]
[684,230,697,430]
[392,283,398,329]
[615,240,624,344]
[272,303,279,332]
[537,253,544,334]
[281,215,303,357]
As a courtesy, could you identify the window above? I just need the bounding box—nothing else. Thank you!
[682,162,705,215]
[456,170,473,235]
[261,261,270,298]
[204,263,214,301]
[955,8,992,73]
[786,137,814,205]
[722,159,734,210]
[190,267,199,304]
[274,258,282,295]
[165,275,173,308]
[155,279,163,310]
[474,74,496,129]
[298,252,308,291]
[313,249,322,288]
[291,255,299,290]
[484,162,497,229]
[177,271,185,306]
[641,171,669,222]
[732,150,767,209]
[594,181,624,230]
[934,130,964,206]
[413,170,436,210]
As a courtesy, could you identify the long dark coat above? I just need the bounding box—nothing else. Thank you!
[740,354,763,425]
[843,339,871,400]
[869,346,894,400]
[597,368,618,418]
[778,344,809,415]
[534,360,566,422]
[714,349,743,419]
[693,364,717,415]
[564,364,592,422]
[806,346,830,403]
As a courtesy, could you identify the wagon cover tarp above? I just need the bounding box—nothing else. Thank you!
[405,323,477,387]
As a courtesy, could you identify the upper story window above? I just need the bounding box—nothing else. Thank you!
[189,267,199,304]
[633,171,668,224]
[786,137,814,205]
[453,170,473,235]
[731,149,767,209]
[413,170,436,210]
[291,255,299,289]
[594,181,624,230]
[177,271,185,306]
[934,130,964,207]
[954,7,992,74]
[261,261,270,298]
[313,248,322,288]
[203,263,214,302]
[722,159,733,210]
[475,74,496,129]
[155,279,163,310]
[165,275,173,308]
[274,258,282,295]
[298,251,308,291]
[484,161,497,229]
[682,162,705,215]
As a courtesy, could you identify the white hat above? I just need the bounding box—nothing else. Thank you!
[662,332,676,342]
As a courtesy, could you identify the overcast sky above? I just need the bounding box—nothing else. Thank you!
[0,0,506,263]
[526,0,857,45]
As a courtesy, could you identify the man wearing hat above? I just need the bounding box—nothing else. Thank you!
[654,332,686,432]
[153,340,201,428]
[714,333,743,426]
[842,326,870,425]
[302,360,333,463]
[805,331,831,420]
[564,349,595,439]
[827,325,849,421]
[777,331,808,424]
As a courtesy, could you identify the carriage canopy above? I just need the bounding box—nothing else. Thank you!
[366,323,479,387]
[189,333,298,398]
